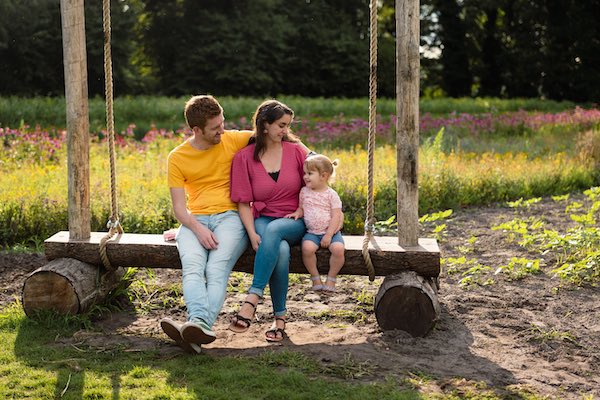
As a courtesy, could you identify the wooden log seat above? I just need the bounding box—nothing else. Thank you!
[43,231,440,277]
[23,231,441,335]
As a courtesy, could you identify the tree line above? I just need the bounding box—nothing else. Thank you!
[0,0,598,102]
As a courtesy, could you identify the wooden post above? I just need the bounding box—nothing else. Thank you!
[60,0,90,239]
[396,0,420,246]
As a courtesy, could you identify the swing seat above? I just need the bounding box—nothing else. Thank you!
[29,230,441,336]
[42,230,440,277]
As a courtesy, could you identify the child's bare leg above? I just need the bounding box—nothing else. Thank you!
[302,240,322,289]
[325,242,345,291]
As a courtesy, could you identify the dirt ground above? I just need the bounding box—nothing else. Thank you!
[1,195,599,399]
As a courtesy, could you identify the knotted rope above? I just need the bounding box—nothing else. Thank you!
[362,0,377,282]
[99,0,123,272]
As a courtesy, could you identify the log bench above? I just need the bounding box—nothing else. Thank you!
[22,231,441,337]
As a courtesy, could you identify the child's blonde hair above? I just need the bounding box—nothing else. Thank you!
[304,154,339,182]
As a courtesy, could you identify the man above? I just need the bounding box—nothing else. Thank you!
[160,95,253,353]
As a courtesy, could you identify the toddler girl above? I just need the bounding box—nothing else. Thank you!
[287,154,345,292]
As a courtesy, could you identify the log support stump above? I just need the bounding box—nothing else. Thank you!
[22,258,124,316]
[374,271,441,337]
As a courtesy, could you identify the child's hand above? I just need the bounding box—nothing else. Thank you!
[320,235,332,248]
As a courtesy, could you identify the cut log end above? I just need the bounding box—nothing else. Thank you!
[22,270,80,315]
[374,272,440,337]
[22,258,124,316]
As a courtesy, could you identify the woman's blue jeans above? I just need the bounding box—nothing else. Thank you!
[249,216,305,317]
[176,211,248,327]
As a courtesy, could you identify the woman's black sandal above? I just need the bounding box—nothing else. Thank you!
[229,300,257,333]
[265,317,286,342]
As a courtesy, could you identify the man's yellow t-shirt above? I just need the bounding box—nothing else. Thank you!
[167,130,253,215]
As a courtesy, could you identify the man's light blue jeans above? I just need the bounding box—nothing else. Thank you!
[176,211,248,327]
[249,216,305,317]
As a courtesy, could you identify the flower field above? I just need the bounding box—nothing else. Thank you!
[1,98,599,247]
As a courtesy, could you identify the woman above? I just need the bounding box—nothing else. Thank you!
[229,100,307,342]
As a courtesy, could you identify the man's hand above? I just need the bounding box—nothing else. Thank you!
[195,224,219,249]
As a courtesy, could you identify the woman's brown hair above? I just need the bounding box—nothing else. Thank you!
[251,100,299,161]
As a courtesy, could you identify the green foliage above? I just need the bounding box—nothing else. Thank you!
[2,98,600,244]
[2,1,600,102]
[0,0,136,97]
[492,189,600,286]
[506,197,542,209]
[419,209,453,223]
[495,258,542,281]
[442,256,493,288]
[0,96,583,134]
[491,217,545,243]
[528,325,578,345]
[138,0,373,98]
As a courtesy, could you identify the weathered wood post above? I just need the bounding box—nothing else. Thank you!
[374,0,441,336]
[61,0,90,240]
[396,0,420,247]
[23,0,124,316]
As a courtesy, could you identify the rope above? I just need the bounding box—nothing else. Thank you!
[99,0,123,272]
[362,0,377,282]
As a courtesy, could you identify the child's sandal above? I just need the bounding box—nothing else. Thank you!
[323,276,337,292]
[310,275,324,291]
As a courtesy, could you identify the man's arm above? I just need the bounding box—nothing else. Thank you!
[170,187,219,249]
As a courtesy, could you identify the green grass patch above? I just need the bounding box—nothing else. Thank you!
[2,303,546,399]
[1,303,428,400]
[2,98,600,247]
[0,96,581,134]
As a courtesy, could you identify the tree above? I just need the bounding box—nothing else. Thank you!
[0,0,138,97]
[543,0,600,101]
[0,1,64,96]
[427,0,472,97]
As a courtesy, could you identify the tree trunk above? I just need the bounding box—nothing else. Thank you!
[22,258,124,316]
[374,271,440,337]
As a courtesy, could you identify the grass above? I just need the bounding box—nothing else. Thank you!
[0,303,417,400]
[3,132,594,246]
[0,96,582,135]
[1,98,599,287]
[0,301,556,400]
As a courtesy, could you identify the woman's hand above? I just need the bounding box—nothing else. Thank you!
[249,232,261,251]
